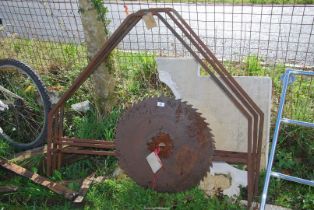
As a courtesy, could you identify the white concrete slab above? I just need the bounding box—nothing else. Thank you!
[156,57,272,169]
[156,57,272,197]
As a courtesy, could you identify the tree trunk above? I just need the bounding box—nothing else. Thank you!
[79,0,116,115]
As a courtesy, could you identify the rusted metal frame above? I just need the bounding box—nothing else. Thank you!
[213,150,248,164]
[50,106,64,174]
[47,13,147,174]
[0,158,77,200]
[157,14,256,203]
[57,106,64,170]
[153,14,254,131]
[171,8,264,155]
[43,8,262,207]
[155,13,257,206]
[47,111,57,176]
[165,10,264,204]
[169,8,263,167]
[169,11,261,206]
[169,11,264,200]
[157,10,262,207]
[49,14,141,116]
[169,10,265,199]
[10,145,47,162]
[73,172,97,203]
[52,107,60,173]
[60,137,115,145]
[47,14,141,176]
[0,186,18,193]
[50,110,56,174]
[60,148,115,156]
[154,14,253,120]
[1,158,101,202]
[54,110,58,171]
[46,114,52,175]
[60,141,115,149]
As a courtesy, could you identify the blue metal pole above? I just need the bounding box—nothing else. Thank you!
[271,172,314,186]
[260,70,291,210]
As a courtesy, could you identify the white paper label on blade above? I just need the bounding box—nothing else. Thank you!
[157,102,165,107]
[146,152,162,173]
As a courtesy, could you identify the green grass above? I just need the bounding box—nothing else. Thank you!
[0,38,313,210]
[114,51,172,106]
[257,171,314,210]
[85,178,245,210]
[0,138,13,157]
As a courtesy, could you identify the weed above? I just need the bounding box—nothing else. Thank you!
[0,138,13,157]
[0,176,66,207]
[244,55,263,76]
[115,51,172,106]
[67,107,121,140]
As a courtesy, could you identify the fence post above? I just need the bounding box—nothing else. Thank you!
[78,0,116,115]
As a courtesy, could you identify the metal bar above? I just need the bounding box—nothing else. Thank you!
[73,172,97,203]
[0,158,77,200]
[10,145,47,162]
[57,105,64,170]
[47,113,53,176]
[49,14,142,116]
[260,71,290,210]
[59,141,115,149]
[60,137,115,145]
[0,186,18,193]
[213,150,247,164]
[169,9,264,189]
[51,108,59,173]
[61,148,116,156]
[271,172,314,186]
[165,11,263,207]
[287,69,314,76]
[281,118,314,128]
[47,13,141,175]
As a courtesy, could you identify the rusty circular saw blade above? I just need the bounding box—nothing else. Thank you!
[116,97,214,192]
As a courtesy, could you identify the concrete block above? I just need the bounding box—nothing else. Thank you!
[199,161,249,197]
[156,57,272,168]
[199,172,231,196]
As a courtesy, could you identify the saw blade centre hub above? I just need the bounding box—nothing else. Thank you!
[147,132,174,158]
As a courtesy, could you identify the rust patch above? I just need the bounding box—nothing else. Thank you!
[147,132,174,158]
[175,145,197,176]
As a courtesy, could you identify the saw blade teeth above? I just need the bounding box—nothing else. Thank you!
[115,96,215,192]
[191,108,198,112]
[181,100,188,105]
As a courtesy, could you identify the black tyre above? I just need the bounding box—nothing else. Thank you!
[0,59,51,150]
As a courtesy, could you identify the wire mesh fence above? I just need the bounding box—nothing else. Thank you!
[1,1,314,67]
[0,0,86,75]
[0,0,313,121]
[105,1,314,68]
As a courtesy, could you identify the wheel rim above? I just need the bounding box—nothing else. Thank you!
[0,64,46,146]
